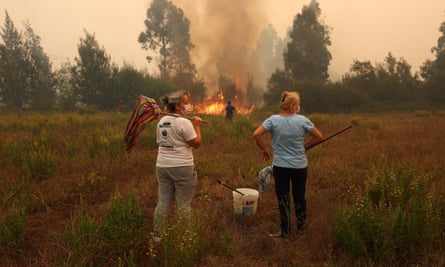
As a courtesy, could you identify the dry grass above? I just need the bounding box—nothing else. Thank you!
[0,111,444,266]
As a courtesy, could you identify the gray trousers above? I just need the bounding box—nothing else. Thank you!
[153,166,197,235]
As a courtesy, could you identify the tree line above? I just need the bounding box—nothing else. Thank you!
[1,0,444,113]
[264,1,445,113]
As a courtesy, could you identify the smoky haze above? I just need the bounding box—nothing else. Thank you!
[172,0,269,95]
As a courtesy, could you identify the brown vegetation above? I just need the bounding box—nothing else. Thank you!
[0,111,444,266]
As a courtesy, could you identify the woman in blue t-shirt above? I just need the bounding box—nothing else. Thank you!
[253,91,323,238]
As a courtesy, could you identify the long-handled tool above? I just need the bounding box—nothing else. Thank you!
[306,125,353,151]
[215,179,245,195]
[160,112,208,124]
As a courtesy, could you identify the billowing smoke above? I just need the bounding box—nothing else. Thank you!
[171,0,268,96]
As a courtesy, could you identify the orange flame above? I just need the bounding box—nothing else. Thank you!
[191,88,255,115]
[193,100,255,115]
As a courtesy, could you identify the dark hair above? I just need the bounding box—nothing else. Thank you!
[160,91,183,113]
[159,96,173,113]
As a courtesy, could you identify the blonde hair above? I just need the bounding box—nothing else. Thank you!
[279,91,300,113]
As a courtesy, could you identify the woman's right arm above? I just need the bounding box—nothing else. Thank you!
[253,126,272,161]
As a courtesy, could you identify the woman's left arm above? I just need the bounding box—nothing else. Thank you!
[186,117,202,149]
[304,127,323,151]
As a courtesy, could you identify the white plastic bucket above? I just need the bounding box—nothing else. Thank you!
[232,188,259,215]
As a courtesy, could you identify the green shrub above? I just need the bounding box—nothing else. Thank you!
[64,193,144,266]
[100,193,144,263]
[414,110,431,117]
[0,204,26,255]
[333,160,444,264]
[2,139,28,168]
[148,183,211,267]
[232,115,254,135]
[25,149,56,180]
[64,207,105,266]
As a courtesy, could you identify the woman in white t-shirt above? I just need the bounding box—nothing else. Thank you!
[253,91,323,238]
[152,91,202,242]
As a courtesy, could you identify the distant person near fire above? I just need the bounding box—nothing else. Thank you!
[225,101,236,121]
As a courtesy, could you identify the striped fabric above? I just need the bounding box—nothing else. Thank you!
[124,95,161,153]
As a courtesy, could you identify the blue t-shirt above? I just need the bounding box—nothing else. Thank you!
[262,114,314,169]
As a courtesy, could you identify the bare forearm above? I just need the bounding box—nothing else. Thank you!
[254,136,267,152]
[304,127,323,150]
[189,127,201,148]
[253,135,271,161]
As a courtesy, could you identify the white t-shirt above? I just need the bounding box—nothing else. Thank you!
[156,116,197,167]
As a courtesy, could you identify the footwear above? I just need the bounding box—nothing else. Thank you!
[269,230,288,239]
[295,228,304,236]
[296,225,305,235]
[151,232,161,243]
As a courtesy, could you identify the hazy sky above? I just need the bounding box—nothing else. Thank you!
[1,0,445,81]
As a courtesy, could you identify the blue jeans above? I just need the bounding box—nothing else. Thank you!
[153,166,197,235]
[273,166,308,235]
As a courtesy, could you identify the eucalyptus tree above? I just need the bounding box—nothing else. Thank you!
[0,11,55,111]
[166,4,197,87]
[284,0,332,83]
[23,22,56,111]
[252,24,285,87]
[138,0,202,97]
[264,0,331,105]
[54,61,76,110]
[71,30,115,110]
[420,18,445,105]
[0,12,29,109]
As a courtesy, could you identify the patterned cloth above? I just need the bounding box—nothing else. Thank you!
[258,165,273,200]
[124,95,161,153]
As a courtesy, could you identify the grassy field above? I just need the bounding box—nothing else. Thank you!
[0,110,444,266]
